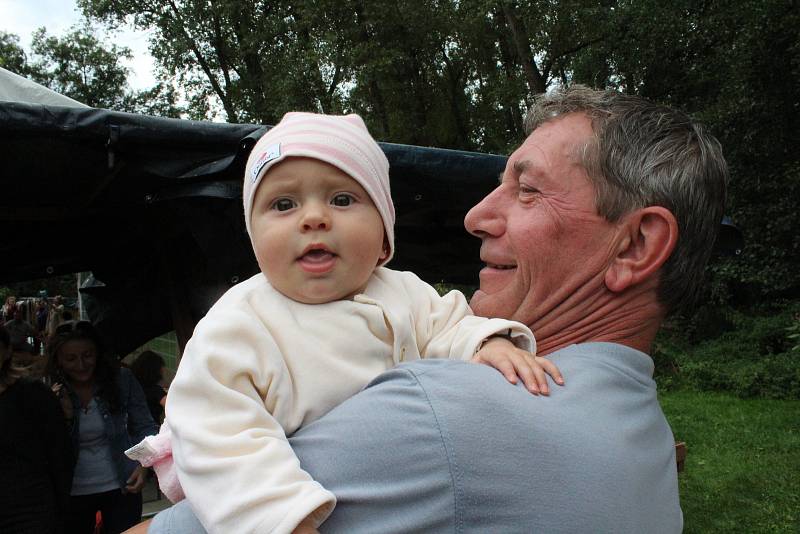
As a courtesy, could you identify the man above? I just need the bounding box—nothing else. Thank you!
[4,308,36,356]
[140,85,727,533]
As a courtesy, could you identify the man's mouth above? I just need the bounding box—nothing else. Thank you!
[486,262,516,270]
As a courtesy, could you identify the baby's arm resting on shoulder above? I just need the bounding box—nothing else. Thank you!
[471,336,564,395]
[400,271,536,359]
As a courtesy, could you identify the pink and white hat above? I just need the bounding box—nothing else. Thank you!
[243,112,394,265]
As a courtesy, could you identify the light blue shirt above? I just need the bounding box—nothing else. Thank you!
[152,343,682,533]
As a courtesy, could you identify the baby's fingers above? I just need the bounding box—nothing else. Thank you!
[494,359,521,385]
[535,357,565,386]
[504,353,543,395]
[522,361,550,395]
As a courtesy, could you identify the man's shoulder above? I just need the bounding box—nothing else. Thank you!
[374,348,679,533]
[389,342,653,386]
[307,349,681,533]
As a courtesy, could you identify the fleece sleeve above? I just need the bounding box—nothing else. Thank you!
[399,272,536,360]
[166,306,335,534]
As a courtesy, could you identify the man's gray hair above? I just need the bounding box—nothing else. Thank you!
[525,85,728,314]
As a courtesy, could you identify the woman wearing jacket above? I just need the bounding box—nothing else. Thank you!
[47,320,157,534]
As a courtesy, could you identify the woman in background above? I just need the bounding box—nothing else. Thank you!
[130,350,168,426]
[0,325,73,533]
[47,320,157,534]
[1,295,17,324]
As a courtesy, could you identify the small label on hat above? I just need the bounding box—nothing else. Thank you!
[251,143,282,183]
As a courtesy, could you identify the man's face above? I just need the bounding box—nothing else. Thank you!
[464,113,619,332]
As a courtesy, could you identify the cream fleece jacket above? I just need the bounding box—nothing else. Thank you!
[167,267,535,534]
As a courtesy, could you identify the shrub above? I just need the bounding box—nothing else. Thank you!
[655,301,800,399]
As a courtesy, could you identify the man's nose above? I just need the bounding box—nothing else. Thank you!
[300,202,331,231]
[464,185,505,238]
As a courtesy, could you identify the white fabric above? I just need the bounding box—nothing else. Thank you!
[0,67,87,107]
[167,267,534,534]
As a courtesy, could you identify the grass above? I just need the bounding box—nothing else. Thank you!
[660,389,800,533]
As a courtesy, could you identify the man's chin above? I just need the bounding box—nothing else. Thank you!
[468,289,491,316]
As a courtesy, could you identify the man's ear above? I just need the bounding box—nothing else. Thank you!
[605,206,678,293]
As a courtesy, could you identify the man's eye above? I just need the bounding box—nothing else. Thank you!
[331,194,353,207]
[270,198,296,211]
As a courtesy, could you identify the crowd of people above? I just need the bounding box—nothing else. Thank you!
[1,294,69,356]
[0,318,166,534]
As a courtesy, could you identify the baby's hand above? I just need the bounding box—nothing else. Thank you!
[471,337,564,395]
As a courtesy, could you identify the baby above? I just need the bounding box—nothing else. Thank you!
[128,113,562,534]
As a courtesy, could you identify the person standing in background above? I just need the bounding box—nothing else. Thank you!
[46,295,66,338]
[1,295,18,324]
[131,351,168,426]
[47,320,157,534]
[35,298,49,353]
[4,307,36,351]
[0,325,74,533]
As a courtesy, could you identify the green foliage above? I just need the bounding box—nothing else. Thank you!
[432,282,477,298]
[660,390,800,533]
[3,23,181,116]
[2,1,796,304]
[572,0,800,303]
[72,0,800,303]
[27,22,133,108]
[120,82,185,118]
[0,31,28,73]
[655,303,800,399]
[76,0,618,150]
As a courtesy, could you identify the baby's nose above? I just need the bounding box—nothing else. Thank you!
[300,204,331,231]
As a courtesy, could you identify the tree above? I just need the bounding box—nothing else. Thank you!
[27,22,133,108]
[0,31,28,74]
[77,0,800,305]
[79,0,349,123]
[4,23,182,116]
[569,0,800,304]
[121,81,184,118]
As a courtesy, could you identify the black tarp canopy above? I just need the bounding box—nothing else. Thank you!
[0,101,743,357]
[0,101,506,355]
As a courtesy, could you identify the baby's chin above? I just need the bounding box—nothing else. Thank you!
[273,283,365,305]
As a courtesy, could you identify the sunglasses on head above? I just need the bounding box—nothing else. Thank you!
[54,320,95,335]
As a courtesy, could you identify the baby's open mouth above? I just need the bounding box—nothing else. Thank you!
[298,245,336,263]
[297,247,338,273]
[301,249,336,262]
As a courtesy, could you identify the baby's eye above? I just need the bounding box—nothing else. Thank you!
[331,194,354,207]
[270,198,296,211]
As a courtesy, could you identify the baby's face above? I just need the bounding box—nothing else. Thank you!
[251,157,386,304]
